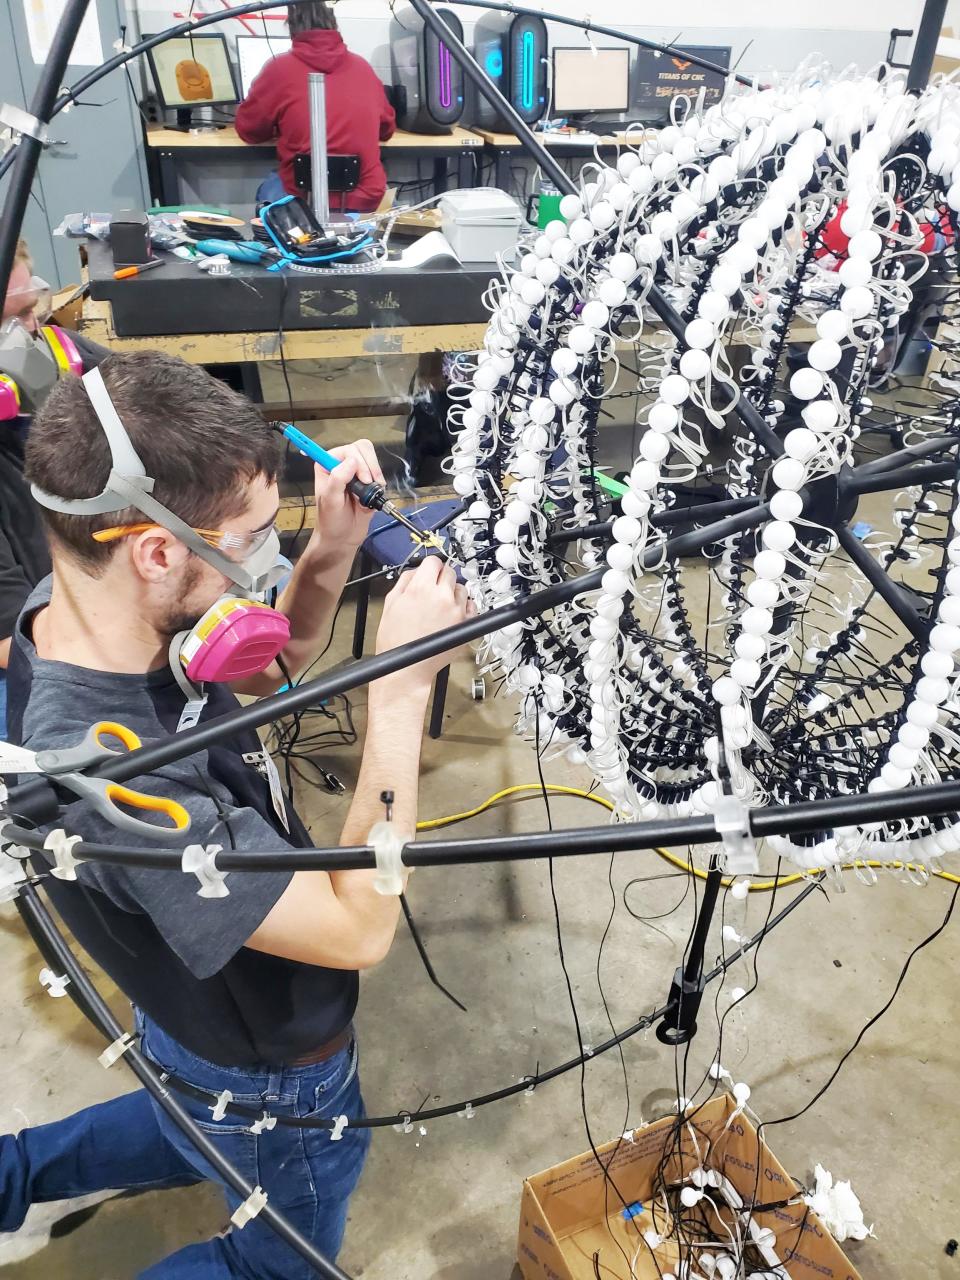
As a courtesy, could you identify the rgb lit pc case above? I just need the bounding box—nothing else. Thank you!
[390,5,465,134]
[472,12,548,130]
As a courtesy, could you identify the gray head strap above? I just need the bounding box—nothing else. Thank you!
[30,365,267,593]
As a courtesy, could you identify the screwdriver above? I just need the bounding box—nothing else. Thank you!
[113,258,167,280]
[277,423,453,560]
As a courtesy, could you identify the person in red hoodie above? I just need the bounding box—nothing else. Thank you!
[235,0,395,213]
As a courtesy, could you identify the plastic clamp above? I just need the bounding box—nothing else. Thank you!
[39,967,70,997]
[330,1114,349,1141]
[98,1032,135,1069]
[458,1101,476,1119]
[0,104,49,144]
[181,844,227,898]
[44,830,83,881]
[368,821,408,896]
[231,1185,267,1229]
[393,1112,414,1134]
[713,792,759,876]
[210,1089,233,1122]
[250,1114,277,1135]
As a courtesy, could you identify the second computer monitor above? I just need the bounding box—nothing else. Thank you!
[551,47,630,116]
[236,34,292,98]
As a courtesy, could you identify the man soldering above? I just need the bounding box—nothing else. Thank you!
[0,350,470,1276]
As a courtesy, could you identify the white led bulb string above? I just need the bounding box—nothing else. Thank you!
[448,65,960,872]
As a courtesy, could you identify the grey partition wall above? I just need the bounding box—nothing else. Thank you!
[0,0,149,289]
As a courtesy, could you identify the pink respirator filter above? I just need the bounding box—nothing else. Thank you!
[180,598,291,683]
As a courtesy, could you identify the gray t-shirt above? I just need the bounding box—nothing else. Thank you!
[7,578,358,1066]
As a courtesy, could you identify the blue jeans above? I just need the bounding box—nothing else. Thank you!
[256,171,288,207]
[0,670,7,739]
[0,1011,370,1278]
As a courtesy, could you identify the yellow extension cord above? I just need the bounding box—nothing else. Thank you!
[416,783,960,890]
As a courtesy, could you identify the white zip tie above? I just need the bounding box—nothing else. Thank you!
[393,1113,414,1134]
[231,1185,267,1229]
[98,1031,135,1069]
[181,844,227,898]
[39,967,70,997]
[250,1114,277,1134]
[44,830,83,881]
[329,1114,349,1141]
[0,817,31,862]
[368,820,408,896]
[458,1102,475,1119]
[210,1089,233,1122]
[713,793,759,876]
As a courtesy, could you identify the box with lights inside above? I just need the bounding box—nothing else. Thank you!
[517,1094,862,1280]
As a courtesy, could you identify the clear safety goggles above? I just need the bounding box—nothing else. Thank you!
[92,520,278,560]
[4,275,53,325]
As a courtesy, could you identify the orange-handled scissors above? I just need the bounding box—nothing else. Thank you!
[6,722,191,840]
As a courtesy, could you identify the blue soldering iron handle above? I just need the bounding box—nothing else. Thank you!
[280,423,386,510]
[280,423,341,473]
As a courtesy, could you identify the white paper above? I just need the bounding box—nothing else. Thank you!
[24,0,103,67]
[397,231,461,269]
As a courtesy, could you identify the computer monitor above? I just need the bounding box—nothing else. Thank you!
[551,47,630,116]
[633,46,732,121]
[145,33,239,119]
[236,34,292,98]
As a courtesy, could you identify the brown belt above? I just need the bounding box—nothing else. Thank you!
[286,1024,353,1068]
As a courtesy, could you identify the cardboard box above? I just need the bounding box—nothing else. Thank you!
[934,29,960,79]
[517,1095,862,1280]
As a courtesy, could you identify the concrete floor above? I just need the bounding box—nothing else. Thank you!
[1,363,959,1278]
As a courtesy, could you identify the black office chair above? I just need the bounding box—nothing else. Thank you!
[292,153,361,213]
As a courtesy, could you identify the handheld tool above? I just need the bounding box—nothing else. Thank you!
[0,722,191,838]
[277,423,453,559]
[113,258,167,280]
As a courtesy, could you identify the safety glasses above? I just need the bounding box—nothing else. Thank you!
[4,275,53,325]
[92,521,277,559]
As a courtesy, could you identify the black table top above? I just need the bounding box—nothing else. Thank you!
[86,237,497,338]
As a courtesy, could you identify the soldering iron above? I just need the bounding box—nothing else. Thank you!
[276,423,453,560]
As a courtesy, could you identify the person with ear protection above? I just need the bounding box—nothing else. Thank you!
[0,350,471,1277]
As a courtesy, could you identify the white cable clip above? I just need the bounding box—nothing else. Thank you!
[458,1101,476,1119]
[250,1114,277,1135]
[329,1114,349,1141]
[393,1112,414,1134]
[369,791,409,896]
[231,1185,267,1229]
[98,1031,135,1069]
[39,967,70,997]
[44,829,83,881]
[210,1089,233,1122]
[181,844,227,898]
[713,792,759,876]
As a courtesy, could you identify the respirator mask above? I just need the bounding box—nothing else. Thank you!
[31,367,291,724]
[0,318,82,419]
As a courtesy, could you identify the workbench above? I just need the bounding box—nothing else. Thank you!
[144,123,486,206]
[79,237,490,404]
[473,128,626,192]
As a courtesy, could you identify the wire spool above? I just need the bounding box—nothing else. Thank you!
[471,676,486,701]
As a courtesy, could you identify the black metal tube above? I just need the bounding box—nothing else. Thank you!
[444,0,754,87]
[0,0,91,311]
[849,457,958,495]
[835,522,927,639]
[908,0,948,91]
[16,884,352,1280]
[855,433,958,476]
[8,772,960,874]
[408,0,576,196]
[548,496,762,547]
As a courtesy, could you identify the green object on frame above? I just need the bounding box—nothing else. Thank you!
[592,468,629,497]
